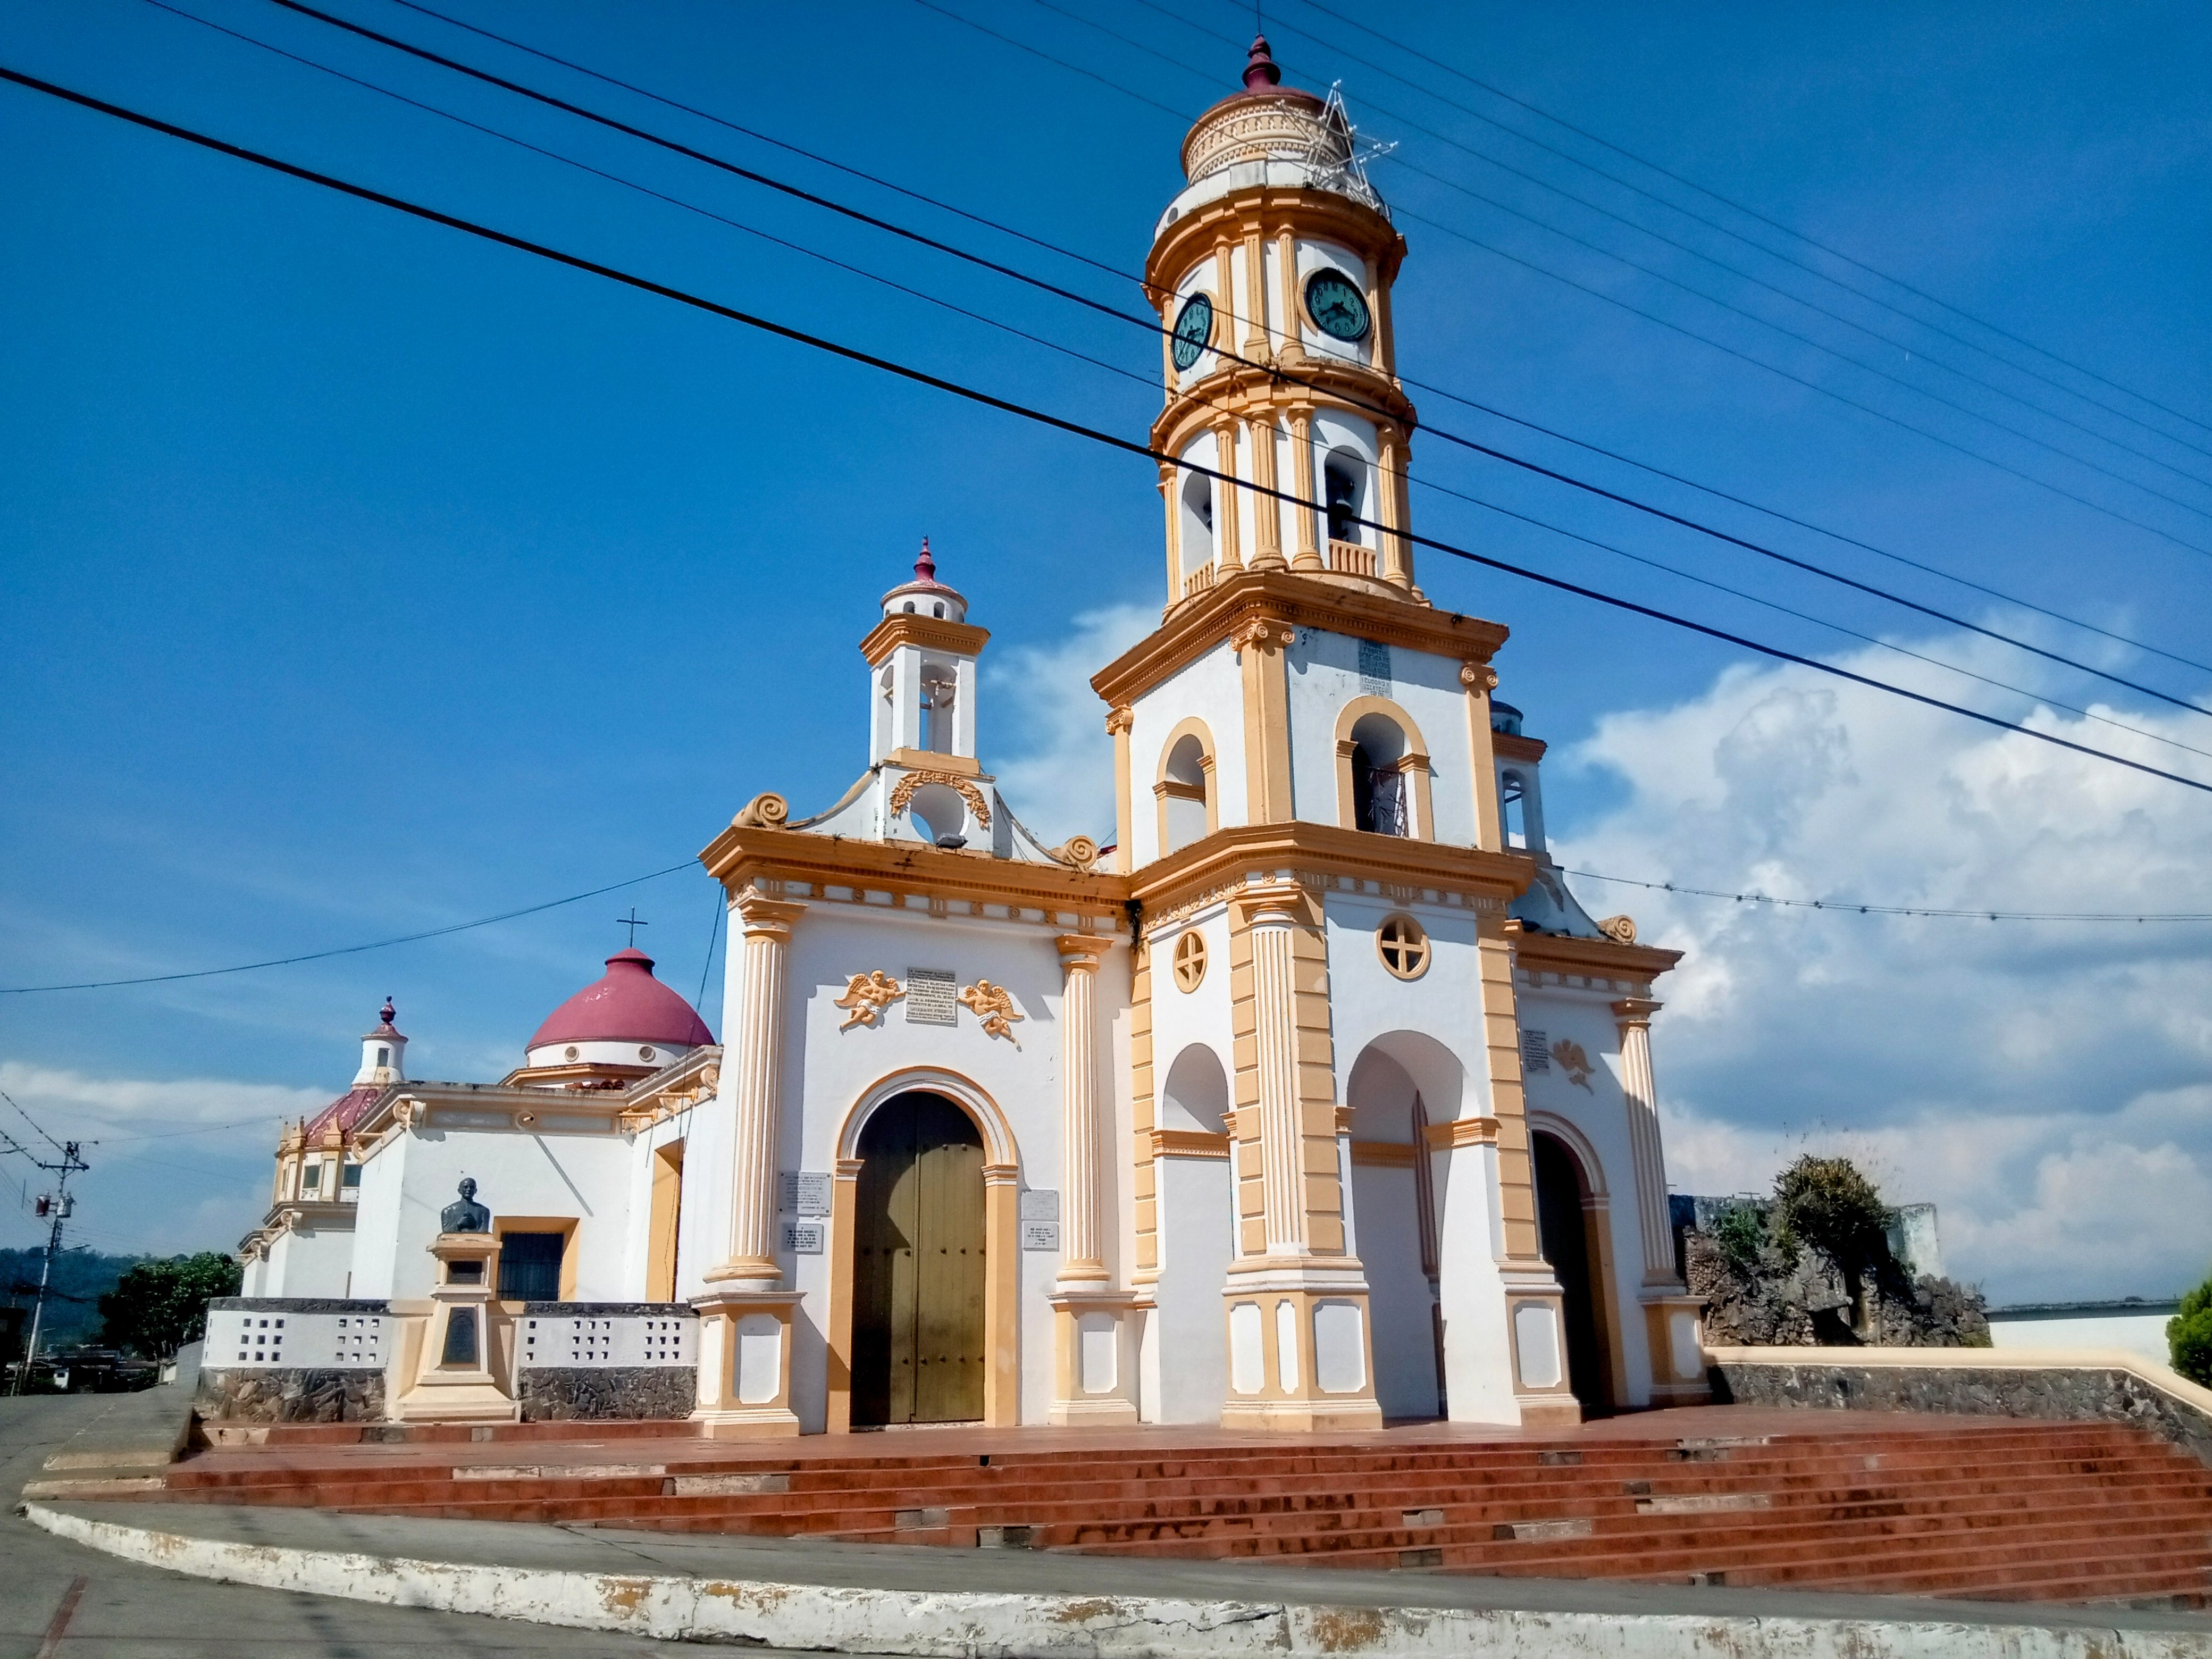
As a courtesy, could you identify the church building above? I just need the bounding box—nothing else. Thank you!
[218,38,1706,1436]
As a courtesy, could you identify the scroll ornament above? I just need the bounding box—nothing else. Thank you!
[833,970,905,1031]
[959,979,1024,1042]
[1054,834,1101,870]
[1228,616,1295,655]
[1596,914,1638,944]
[888,769,992,828]
[734,792,790,828]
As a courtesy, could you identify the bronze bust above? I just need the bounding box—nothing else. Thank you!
[440,1176,491,1234]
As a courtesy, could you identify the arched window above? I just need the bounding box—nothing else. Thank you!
[1325,452,1363,544]
[1179,469,1215,582]
[1501,769,1528,849]
[1349,711,1408,836]
[1158,727,1212,854]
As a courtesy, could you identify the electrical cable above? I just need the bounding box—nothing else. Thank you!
[0,1088,66,1154]
[902,0,2212,558]
[6,61,2209,810]
[1065,0,2212,496]
[217,0,2212,714]
[1559,868,2212,924]
[1210,0,2212,474]
[91,4,2212,773]
[0,854,701,994]
[1285,0,2212,447]
[336,0,2212,680]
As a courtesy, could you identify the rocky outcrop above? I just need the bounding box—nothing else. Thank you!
[1685,1220,1988,1348]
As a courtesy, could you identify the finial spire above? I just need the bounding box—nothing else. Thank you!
[1243,33,1281,91]
[915,536,936,583]
[380,995,396,1027]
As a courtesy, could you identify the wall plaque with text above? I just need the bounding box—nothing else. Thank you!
[906,967,958,1025]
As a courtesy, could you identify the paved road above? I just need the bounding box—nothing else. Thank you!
[0,1393,697,1656]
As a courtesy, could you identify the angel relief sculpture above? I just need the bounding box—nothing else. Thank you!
[833,970,904,1031]
[1549,1037,1596,1093]
[958,979,1024,1042]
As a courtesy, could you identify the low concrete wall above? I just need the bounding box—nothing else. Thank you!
[1709,1345,2212,1465]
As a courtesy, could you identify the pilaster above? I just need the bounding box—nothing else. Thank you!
[705,893,805,1287]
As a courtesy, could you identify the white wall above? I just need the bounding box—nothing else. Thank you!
[1989,1309,2177,1370]
[1284,632,1476,845]
[261,1218,356,1300]
[1130,646,1246,868]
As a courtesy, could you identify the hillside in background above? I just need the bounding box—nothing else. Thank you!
[1,1247,147,1348]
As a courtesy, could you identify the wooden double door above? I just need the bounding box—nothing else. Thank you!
[850,1092,987,1426]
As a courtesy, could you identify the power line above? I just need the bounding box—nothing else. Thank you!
[7,62,2210,810]
[0,856,701,994]
[1071,0,2212,500]
[0,1087,66,1154]
[905,0,2212,560]
[1560,868,2212,924]
[226,0,2212,715]
[1285,0,2212,448]
[344,0,2212,682]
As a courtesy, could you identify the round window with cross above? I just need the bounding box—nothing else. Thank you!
[1171,929,1208,992]
[1377,914,1430,980]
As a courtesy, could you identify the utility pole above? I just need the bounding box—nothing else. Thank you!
[13,1139,88,1395]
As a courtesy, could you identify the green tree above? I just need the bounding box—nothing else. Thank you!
[1773,1155,1893,1337]
[96,1252,241,1359]
[2168,1273,2212,1386]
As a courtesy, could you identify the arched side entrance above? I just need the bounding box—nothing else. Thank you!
[826,1068,1020,1432]
[850,1093,986,1426]
[1531,1129,1621,1414]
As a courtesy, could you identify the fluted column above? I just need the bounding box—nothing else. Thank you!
[707,892,806,1285]
[1212,420,1243,571]
[1057,935,1111,1286]
[1289,408,1322,569]
[1613,998,1677,1286]
[1245,890,1309,1257]
[1247,416,1286,571]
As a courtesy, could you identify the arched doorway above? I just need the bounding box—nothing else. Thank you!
[851,1091,987,1426]
[1532,1131,1612,1414]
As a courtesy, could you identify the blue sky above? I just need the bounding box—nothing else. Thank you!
[2,2,2208,1298]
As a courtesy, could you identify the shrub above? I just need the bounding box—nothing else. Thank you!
[2169,1273,2212,1385]
[1711,1202,1766,1275]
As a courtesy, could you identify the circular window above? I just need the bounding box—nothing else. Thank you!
[639,1046,658,1062]
[1304,267,1371,341]
[563,1045,580,1061]
[1172,929,1208,993]
[1377,915,1430,980]
[1171,291,1214,371]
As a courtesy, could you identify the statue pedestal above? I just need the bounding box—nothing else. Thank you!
[691,1287,803,1438]
[393,1231,518,1424]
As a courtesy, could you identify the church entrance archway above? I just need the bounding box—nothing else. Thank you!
[851,1091,987,1427]
[1532,1131,1613,1414]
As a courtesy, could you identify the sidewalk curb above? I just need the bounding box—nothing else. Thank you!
[23,1503,2207,1657]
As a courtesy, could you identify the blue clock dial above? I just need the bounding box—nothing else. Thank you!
[1303,269,1370,342]
[1171,292,1213,371]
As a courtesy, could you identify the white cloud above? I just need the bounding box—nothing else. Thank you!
[1552,630,2212,1304]
[986,603,1154,846]
[0,1060,329,1130]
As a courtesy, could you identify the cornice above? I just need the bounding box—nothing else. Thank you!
[857,613,991,667]
[1510,925,1682,982]
[1150,364,1417,456]
[1492,732,1548,765]
[699,823,1130,911]
[1146,184,1404,298]
[1091,568,1509,708]
[1128,819,1537,918]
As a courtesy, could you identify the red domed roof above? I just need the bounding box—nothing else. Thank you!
[527,950,714,1052]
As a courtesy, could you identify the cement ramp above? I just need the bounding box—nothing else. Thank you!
[23,1498,2211,1656]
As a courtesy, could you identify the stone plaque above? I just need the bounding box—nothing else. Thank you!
[777,1170,833,1216]
[1520,1029,1550,1073]
[780,1220,825,1254]
[1020,1221,1061,1252]
[1358,638,1390,694]
[906,967,958,1025]
[1019,1189,1060,1222]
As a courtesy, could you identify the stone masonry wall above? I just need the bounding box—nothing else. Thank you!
[196,1366,386,1423]
[517,1365,697,1421]
[1713,1359,2212,1467]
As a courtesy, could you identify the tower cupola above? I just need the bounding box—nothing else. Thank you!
[352,996,407,1086]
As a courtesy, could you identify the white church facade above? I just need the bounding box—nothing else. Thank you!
[217,38,1707,1436]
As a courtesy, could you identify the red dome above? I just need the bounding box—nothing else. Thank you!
[527,949,714,1053]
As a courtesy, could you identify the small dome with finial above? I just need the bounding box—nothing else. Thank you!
[879,537,969,623]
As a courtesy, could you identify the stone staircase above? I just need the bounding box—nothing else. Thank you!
[157,1415,2212,1606]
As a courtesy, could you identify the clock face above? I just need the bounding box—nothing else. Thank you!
[1304,269,1370,342]
[1171,292,1213,371]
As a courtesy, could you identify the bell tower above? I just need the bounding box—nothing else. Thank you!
[1147,36,1417,607]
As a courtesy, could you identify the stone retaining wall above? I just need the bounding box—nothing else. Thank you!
[1711,1353,2212,1466]
[517,1365,697,1421]
[196,1365,387,1423]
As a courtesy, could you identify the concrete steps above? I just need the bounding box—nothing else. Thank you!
[152,1417,2212,1606]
